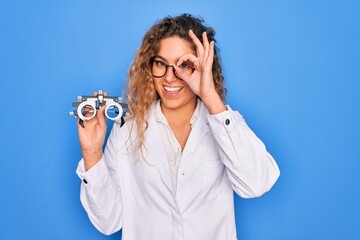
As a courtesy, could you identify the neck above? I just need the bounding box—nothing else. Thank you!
[161,98,197,126]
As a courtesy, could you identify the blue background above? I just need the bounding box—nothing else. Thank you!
[1,0,359,239]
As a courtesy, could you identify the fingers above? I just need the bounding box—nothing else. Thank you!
[92,91,108,97]
[206,41,215,69]
[177,53,198,69]
[202,32,210,61]
[95,91,107,127]
[96,104,107,128]
[189,30,204,57]
[175,54,198,83]
[173,65,191,82]
[188,30,213,67]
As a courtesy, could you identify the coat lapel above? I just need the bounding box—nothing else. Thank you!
[182,101,211,156]
[143,107,173,193]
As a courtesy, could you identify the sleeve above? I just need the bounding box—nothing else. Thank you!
[207,105,280,198]
[76,124,123,235]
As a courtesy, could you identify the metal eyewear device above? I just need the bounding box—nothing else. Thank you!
[69,90,130,128]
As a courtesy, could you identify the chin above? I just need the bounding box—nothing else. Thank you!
[161,98,182,109]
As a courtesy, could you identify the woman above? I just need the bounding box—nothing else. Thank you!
[76,14,280,239]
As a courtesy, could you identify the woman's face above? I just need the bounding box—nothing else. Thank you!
[152,36,197,113]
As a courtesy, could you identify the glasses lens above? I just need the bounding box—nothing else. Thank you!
[105,102,124,122]
[79,104,96,120]
[106,105,119,119]
[81,105,94,117]
[152,61,166,77]
[174,62,194,79]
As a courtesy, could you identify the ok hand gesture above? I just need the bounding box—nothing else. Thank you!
[174,30,226,114]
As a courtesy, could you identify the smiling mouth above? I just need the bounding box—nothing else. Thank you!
[164,86,183,92]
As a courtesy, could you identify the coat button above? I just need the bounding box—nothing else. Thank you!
[225,119,230,125]
[83,179,88,184]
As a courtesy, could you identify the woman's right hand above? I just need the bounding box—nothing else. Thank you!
[77,91,108,171]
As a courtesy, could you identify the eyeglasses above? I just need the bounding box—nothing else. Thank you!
[151,58,194,79]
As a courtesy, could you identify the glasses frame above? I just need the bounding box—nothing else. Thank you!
[151,58,194,80]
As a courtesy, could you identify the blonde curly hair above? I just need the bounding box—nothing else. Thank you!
[126,13,226,151]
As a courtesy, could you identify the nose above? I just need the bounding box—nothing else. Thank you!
[164,66,177,83]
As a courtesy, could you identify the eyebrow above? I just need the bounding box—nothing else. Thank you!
[153,55,178,64]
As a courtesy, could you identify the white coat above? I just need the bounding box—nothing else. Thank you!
[76,101,280,240]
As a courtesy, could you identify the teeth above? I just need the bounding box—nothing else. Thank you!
[164,86,182,92]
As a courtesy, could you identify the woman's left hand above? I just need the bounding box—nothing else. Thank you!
[174,30,226,114]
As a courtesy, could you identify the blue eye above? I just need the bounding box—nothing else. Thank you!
[155,60,166,67]
[180,63,189,69]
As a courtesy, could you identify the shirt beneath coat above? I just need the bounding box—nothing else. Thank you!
[154,99,200,196]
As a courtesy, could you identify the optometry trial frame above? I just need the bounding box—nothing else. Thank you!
[69,90,130,128]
